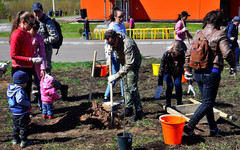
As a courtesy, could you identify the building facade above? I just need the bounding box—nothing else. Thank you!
[80,0,240,21]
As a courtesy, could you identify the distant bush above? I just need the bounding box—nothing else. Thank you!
[78,28,84,35]
[7,14,11,22]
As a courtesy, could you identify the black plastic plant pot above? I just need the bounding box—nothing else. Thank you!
[117,132,133,150]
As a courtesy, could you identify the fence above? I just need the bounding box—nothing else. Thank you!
[91,28,175,40]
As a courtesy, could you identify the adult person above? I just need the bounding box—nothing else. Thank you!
[155,41,185,107]
[10,11,43,99]
[226,16,240,73]
[103,8,125,101]
[128,15,135,37]
[84,17,90,40]
[175,11,192,52]
[184,10,236,136]
[32,2,68,100]
[105,30,144,121]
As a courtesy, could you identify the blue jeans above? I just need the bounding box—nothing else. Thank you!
[188,71,220,130]
[234,46,240,66]
[85,30,89,40]
[163,74,182,105]
[104,55,124,97]
[42,103,53,116]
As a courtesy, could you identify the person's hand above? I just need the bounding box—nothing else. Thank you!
[184,71,193,80]
[32,57,43,64]
[155,86,165,99]
[182,27,188,32]
[230,37,235,41]
[40,70,45,78]
[187,84,196,97]
[108,75,116,83]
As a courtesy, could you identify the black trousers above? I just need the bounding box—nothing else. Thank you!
[12,113,30,141]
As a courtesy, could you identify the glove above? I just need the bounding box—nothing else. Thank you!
[187,85,196,97]
[155,86,165,99]
[184,71,193,80]
[32,57,43,64]
[230,37,235,41]
[182,27,188,32]
[108,75,116,83]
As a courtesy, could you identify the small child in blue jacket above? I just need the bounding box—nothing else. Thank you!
[7,71,32,148]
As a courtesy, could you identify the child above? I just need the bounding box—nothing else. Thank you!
[155,41,185,107]
[40,74,59,119]
[28,20,46,109]
[7,71,32,148]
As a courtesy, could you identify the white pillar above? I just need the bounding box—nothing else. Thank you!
[53,0,56,16]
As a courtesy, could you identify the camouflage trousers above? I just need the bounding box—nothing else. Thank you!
[123,64,142,111]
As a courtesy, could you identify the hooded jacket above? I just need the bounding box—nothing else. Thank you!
[7,84,31,115]
[40,74,59,104]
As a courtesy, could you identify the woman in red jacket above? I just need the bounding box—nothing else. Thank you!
[10,11,43,99]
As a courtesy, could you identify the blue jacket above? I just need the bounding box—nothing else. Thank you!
[7,84,31,115]
[226,22,239,48]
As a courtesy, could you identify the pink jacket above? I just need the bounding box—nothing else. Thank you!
[40,74,59,104]
[32,33,46,80]
[175,20,192,41]
[129,18,135,29]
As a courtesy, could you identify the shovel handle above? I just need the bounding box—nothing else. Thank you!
[89,51,97,102]
[181,16,190,45]
[109,52,114,126]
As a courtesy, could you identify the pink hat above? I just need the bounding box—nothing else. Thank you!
[44,74,55,84]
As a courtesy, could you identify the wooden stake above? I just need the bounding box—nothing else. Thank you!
[89,51,97,102]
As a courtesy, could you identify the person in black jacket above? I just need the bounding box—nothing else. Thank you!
[84,17,90,40]
[155,41,185,107]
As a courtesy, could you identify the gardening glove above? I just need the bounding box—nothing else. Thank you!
[184,71,193,80]
[182,27,188,32]
[187,84,196,97]
[0,62,10,78]
[230,37,235,41]
[32,57,43,64]
[155,86,165,99]
[108,75,116,83]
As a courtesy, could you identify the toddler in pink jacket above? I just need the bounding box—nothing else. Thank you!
[40,74,59,119]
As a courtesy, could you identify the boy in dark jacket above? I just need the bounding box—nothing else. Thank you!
[7,71,31,148]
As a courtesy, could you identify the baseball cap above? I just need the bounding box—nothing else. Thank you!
[32,2,43,12]
[181,11,190,17]
[13,71,29,84]
[232,16,240,22]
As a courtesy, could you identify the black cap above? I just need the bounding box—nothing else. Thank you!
[32,2,43,12]
[181,11,190,17]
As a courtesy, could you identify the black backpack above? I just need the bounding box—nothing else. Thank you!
[43,18,63,55]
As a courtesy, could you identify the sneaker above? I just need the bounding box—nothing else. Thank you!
[119,107,133,118]
[61,85,68,100]
[49,115,55,119]
[184,124,196,136]
[12,139,20,145]
[20,140,33,148]
[42,115,47,119]
[210,127,221,137]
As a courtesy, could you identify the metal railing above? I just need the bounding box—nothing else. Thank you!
[91,28,175,40]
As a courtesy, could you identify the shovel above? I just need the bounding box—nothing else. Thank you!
[89,51,97,102]
[108,51,114,126]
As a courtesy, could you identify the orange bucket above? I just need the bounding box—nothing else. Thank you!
[159,114,186,145]
[96,64,108,77]
[181,74,188,82]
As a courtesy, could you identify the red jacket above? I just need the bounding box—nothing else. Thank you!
[10,27,34,68]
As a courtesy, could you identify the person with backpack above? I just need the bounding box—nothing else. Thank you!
[184,10,236,137]
[155,41,185,107]
[225,16,240,71]
[32,2,68,100]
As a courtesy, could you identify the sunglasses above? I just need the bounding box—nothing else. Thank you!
[25,21,35,27]
[117,15,124,19]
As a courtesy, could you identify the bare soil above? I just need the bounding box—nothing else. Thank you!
[0,58,240,149]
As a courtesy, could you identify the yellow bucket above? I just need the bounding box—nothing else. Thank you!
[152,64,160,76]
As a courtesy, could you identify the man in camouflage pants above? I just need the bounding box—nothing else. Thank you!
[105,30,144,121]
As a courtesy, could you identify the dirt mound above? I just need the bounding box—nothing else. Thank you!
[79,102,122,129]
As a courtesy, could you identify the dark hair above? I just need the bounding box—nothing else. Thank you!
[104,30,119,40]
[11,11,35,34]
[176,14,186,26]
[32,20,40,30]
[108,7,122,22]
[203,10,223,29]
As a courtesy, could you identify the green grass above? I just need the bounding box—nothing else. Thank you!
[0,32,10,37]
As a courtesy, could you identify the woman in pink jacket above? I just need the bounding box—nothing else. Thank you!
[40,74,59,119]
[175,11,192,52]
[28,20,46,109]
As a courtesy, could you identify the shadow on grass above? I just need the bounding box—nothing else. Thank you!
[181,135,205,145]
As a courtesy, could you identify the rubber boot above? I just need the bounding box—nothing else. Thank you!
[129,109,145,122]
[60,85,68,100]
[119,107,133,119]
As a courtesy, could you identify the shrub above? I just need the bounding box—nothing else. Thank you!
[7,14,11,22]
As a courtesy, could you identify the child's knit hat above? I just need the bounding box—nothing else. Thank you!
[13,71,29,84]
